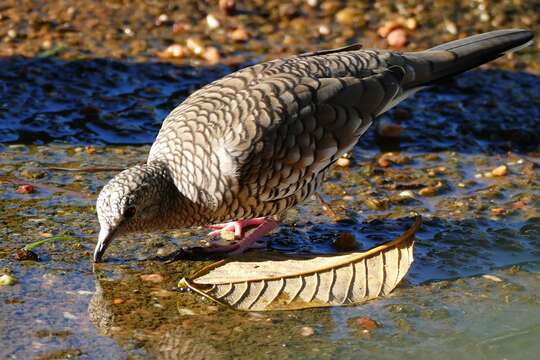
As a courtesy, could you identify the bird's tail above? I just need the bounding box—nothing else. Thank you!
[402,29,533,89]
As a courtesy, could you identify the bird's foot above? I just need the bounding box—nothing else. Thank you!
[203,217,279,255]
[207,217,268,239]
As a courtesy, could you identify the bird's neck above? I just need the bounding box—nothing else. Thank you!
[146,161,204,229]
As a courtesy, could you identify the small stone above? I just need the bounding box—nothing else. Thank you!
[41,39,52,50]
[404,18,417,30]
[230,27,249,42]
[16,184,35,194]
[377,118,402,138]
[491,207,506,216]
[160,44,188,59]
[393,107,411,120]
[386,28,407,48]
[178,307,197,316]
[140,273,164,283]
[85,145,97,154]
[419,186,437,196]
[482,274,503,282]
[335,8,361,26]
[366,197,385,210]
[318,25,331,36]
[151,289,176,298]
[351,316,379,330]
[445,20,458,35]
[186,38,204,56]
[155,14,169,26]
[14,248,39,261]
[172,22,190,34]
[399,190,415,199]
[219,0,236,15]
[514,200,526,209]
[377,20,401,38]
[203,47,221,65]
[300,326,315,337]
[336,157,350,167]
[333,232,358,251]
[491,165,508,177]
[63,312,78,320]
[206,14,220,30]
[0,274,17,286]
[113,298,125,304]
[378,157,391,168]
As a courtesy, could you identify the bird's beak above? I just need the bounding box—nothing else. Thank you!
[93,226,117,263]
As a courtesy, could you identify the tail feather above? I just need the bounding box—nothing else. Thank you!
[402,29,533,88]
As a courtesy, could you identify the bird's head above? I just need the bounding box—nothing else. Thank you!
[93,162,176,262]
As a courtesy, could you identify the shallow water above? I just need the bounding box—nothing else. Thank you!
[1,58,539,359]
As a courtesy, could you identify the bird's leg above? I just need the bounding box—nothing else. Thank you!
[207,217,268,239]
[204,217,279,255]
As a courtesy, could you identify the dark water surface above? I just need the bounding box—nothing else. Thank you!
[1,57,539,359]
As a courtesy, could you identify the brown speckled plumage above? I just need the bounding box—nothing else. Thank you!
[94,29,533,261]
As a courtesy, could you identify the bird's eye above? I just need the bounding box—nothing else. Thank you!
[124,206,137,219]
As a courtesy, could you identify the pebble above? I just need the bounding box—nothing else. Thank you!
[386,28,408,48]
[300,326,315,337]
[160,44,188,59]
[377,156,390,168]
[419,186,437,196]
[186,38,204,55]
[206,14,220,30]
[85,145,97,154]
[377,20,401,38]
[335,8,361,26]
[336,157,350,167]
[178,307,197,316]
[491,165,508,177]
[172,22,190,34]
[366,197,386,210]
[351,316,379,330]
[140,273,164,283]
[393,107,411,120]
[333,232,358,251]
[482,274,503,282]
[318,25,331,36]
[155,14,169,26]
[63,311,78,320]
[491,207,506,216]
[377,118,402,137]
[203,47,221,65]
[113,298,125,304]
[230,27,249,42]
[399,190,415,199]
[219,0,236,15]
[14,248,39,261]
[0,274,17,286]
[16,184,35,194]
[514,200,526,209]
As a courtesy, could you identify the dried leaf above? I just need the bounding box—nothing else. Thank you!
[179,215,421,311]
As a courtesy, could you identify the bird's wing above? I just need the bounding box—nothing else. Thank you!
[233,62,406,203]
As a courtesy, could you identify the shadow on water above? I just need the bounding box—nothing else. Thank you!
[1,55,540,359]
[0,56,237,144]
